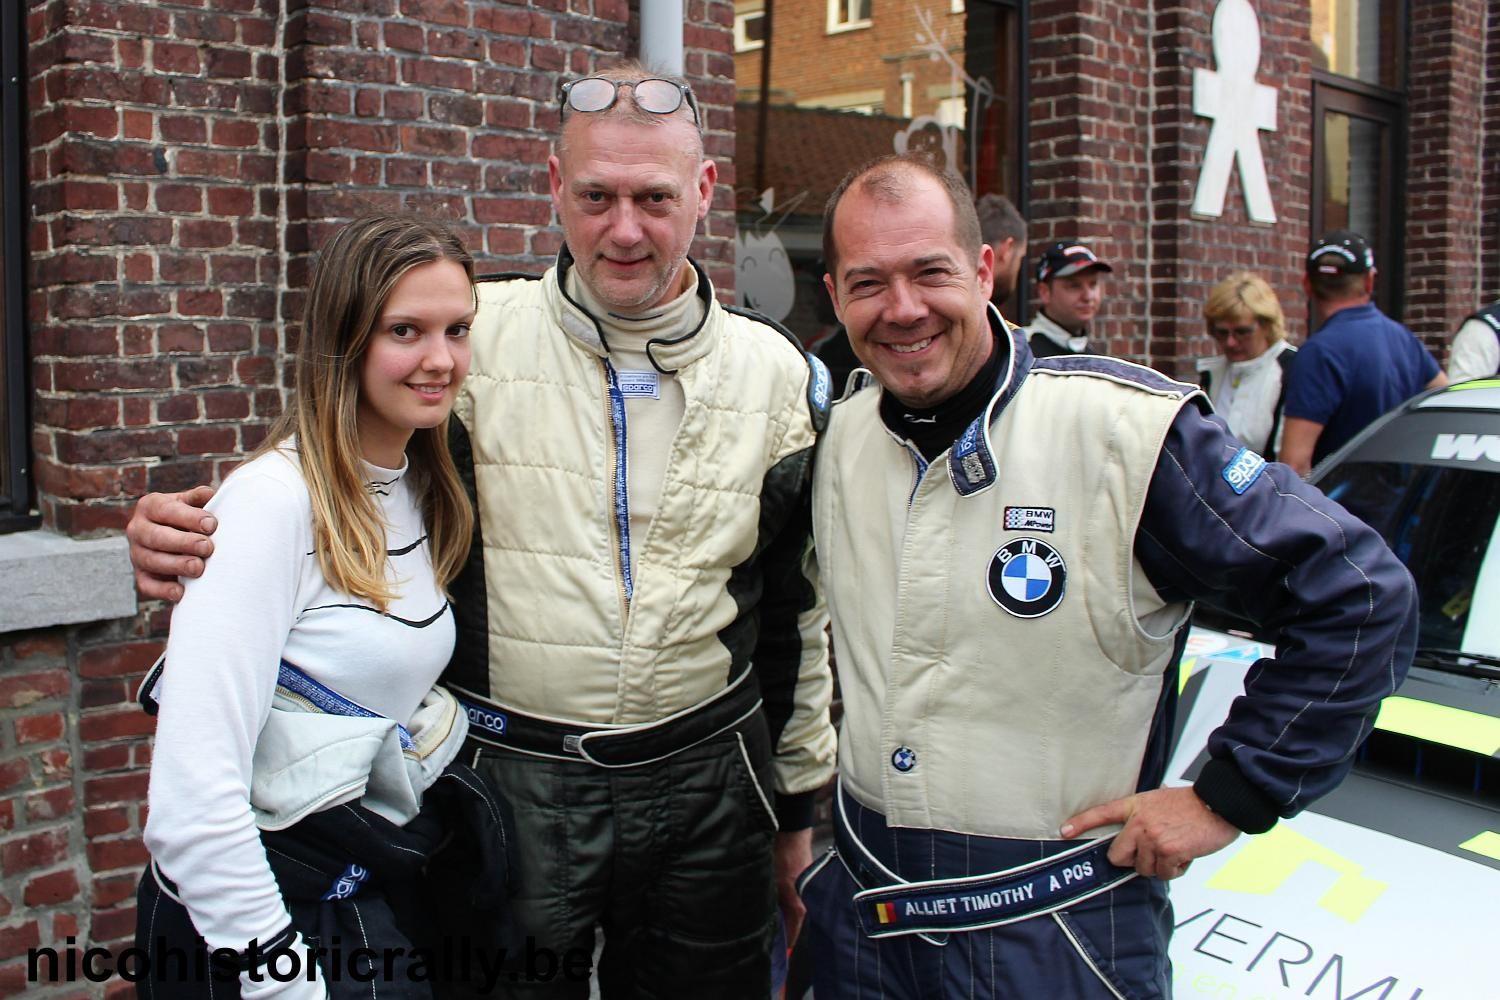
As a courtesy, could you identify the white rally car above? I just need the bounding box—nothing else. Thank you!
[1168,381,1500,998]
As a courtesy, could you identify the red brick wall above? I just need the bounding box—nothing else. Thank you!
[1147,0,1313,377]
[1028,0,1312,378]
[3,1,738,993]
[1028,0,1150,359]
[14,3,287,991]
[29,1,285,537]
[1404,0,1487,353]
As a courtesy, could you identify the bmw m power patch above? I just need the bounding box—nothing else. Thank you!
[1221,447,1267,494]
[1004,506,1055,532]
[987,538,1066,618]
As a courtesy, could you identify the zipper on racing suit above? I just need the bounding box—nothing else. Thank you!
[905,447,930,510]
[601,358,634,623]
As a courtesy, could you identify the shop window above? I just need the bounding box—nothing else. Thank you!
[1309,0,1405,319]
[827,0,873,34]
[733,0,1026,369]
[0,3,30,533]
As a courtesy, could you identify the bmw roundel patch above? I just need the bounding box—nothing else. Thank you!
[986,538,1067,618]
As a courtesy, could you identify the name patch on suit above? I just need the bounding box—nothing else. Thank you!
[1004,506,1055,532]
[986,538,1067,618]
[617,371,661,399]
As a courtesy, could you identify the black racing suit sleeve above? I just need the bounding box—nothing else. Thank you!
[1134,405,1418,834]
[750,445,831,831]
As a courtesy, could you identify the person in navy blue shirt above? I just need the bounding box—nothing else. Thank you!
[1281,230,1447,475]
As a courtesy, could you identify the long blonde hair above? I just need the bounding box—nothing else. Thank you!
[255,214,476,609]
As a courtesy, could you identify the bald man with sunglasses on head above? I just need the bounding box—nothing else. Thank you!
[126,64,836,999]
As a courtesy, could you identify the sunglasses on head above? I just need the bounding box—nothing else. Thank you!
[559,77,700,126]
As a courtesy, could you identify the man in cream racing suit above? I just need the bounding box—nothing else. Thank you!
[799,154,1417,998]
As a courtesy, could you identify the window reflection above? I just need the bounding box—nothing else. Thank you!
[732,0,1021,353]
[1321,461,1500,657]
[1321,111,1382,247]
[1310,0,1401,89]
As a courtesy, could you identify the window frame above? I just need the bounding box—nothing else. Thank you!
[734,5,766,52]
[0,1,32,534]
[1311,70,1407,321]
[826,0,873,35]
[1310,0,1406,92]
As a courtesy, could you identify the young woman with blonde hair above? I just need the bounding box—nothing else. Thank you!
[135,214,506,999]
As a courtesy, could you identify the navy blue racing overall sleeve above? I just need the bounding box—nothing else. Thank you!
[1135,404,1418,834]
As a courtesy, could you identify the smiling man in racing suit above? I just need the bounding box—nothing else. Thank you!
[799,154,1418,998]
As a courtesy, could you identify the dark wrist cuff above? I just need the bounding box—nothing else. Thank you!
[1193,758,1281,834]
[775,790,816,830]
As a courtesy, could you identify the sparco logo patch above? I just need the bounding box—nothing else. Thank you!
[1004,506,1055,532]
[321,863,369,901]
[986,538,1067,618]
[465,704,509,737]
[1221,447,1266,495]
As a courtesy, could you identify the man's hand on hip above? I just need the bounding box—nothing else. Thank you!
[126,486,219,602]
[1060,786,1239,880]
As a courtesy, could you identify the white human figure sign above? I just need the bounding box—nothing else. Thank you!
[1192,0,1278,223]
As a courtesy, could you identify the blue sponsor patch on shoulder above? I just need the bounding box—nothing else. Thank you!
[807,353,833,414]
[1221,447,1267,494]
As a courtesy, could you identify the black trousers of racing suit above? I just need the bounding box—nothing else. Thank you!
[133,763,514,1000]
[470,709,780,999]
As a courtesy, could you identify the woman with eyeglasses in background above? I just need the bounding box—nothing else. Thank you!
[1196,272,1298,460]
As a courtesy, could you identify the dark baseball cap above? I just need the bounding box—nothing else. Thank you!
[1036,242,1113,283]
[1306,230,1375,276]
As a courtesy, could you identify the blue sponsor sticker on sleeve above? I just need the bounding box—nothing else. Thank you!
[807,353,833,414]
[1221,447,1267,494]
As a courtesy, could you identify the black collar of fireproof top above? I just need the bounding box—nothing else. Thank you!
[878,328,1005,463]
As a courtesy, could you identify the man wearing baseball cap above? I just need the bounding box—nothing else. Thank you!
[1280,230,1447,476]
[1026,241,1112,357]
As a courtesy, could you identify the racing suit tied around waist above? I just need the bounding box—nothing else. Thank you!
[454,667,764,767]
[815,781,1138,942]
